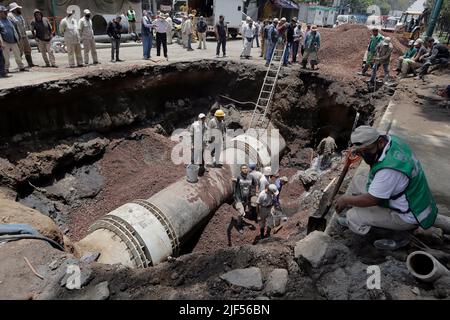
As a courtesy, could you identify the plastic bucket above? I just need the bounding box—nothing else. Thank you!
[186,164,199,183]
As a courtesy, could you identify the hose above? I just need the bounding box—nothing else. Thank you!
[219,95,257,107]
[0,234,64,251]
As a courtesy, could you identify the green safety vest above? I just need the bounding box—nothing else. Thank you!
[127,10,136,22]
[368,34,383,53]
[366,135,438,229]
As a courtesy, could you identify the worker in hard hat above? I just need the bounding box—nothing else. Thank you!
[335,126,437,250]
[232,164,259,234]
[256,183,278,239]
[208,109,226,167]
[189,113,208,176]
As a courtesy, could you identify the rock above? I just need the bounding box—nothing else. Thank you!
[0,187,17,200]
[414,227,444,245]
[81,252,101,264]
[220,267,263,291]
[265,269,288,296]
[0,198,64,246]
[170,272,179,280]
[411,287,420,295]
[59,265,93,289]
[317,268,349,300]
[294,231,350,268]
[76,281,110,300]
[49,260,59,270]
[255,296,270,300]
[390,284,419,300]
[287,259,301,274]
[433,276,450,299]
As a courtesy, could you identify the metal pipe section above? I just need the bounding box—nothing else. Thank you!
[77,131,286,268]
[406,251,450,283]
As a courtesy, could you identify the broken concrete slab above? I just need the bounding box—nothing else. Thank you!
[265,269,288,297]
[220,267,263,291]
[294,231,350,268]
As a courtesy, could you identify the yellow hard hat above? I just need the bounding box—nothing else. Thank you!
[214,109,225,117]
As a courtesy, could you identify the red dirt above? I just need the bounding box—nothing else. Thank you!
[317,24,406,82]
[68,128,185,241]
[192,167,305,253]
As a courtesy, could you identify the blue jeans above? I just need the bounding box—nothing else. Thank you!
[0,47,5,76]
[187,34,193,49]
[142,34,152,59]
[265,41,275,64]
[283,42,293,65]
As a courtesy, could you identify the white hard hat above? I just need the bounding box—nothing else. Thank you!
[246,16,251,21]
[263,166,272,176]
[66,8,74,14]
[281,17,286,22]
[268,184,279,196]
[408,40,415,46]
[198,113,206,119]
[84,9,91,15]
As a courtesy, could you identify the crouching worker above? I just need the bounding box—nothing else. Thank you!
[334,126,438,250]
[256,184,279,239]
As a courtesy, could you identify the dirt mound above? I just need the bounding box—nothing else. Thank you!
[318,25,404,80]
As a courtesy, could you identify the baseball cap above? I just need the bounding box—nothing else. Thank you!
[351,126,381,149]
[0,6,8,12]
[66,8,74,14]
[198,113,206,119]
[84,9,91,15]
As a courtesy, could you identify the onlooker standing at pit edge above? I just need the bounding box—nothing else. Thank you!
[107,16,123,62]
[215,15,227,58]
[30,9,56,67]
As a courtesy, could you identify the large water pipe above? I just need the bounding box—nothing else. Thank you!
[77,130,285,268]
[406,251,450,283]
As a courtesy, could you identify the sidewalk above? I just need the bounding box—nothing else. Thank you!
[0,39,264,90]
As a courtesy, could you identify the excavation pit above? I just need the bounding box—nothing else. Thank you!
[0,60,372,265]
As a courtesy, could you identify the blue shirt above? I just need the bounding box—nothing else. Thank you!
[0,18,17,43]
[305,31,320,50]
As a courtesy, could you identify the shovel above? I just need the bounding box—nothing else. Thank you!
[306,152,359,234]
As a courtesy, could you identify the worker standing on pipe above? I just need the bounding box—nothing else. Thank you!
[257,184,278,239]
[232,164,259,234]
[335,126,438,250]
[190,113,208,176]
[208,109,226,168]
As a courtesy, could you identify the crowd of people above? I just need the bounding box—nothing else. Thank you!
[238,16,321,69]
[359,27,449,84]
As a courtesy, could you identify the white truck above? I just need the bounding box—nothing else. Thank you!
[180,0,243,38]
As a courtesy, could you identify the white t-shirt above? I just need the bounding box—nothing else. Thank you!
[259,175,270,193]
[368,136,417,224]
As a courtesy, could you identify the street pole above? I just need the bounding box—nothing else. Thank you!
[426,0,443,38]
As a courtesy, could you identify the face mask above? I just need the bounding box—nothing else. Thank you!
[361,144,383,166]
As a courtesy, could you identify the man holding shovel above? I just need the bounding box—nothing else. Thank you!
[334,126,438,250]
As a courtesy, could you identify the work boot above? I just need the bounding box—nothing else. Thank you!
[265,227,271,238]
[260,227,265,240]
